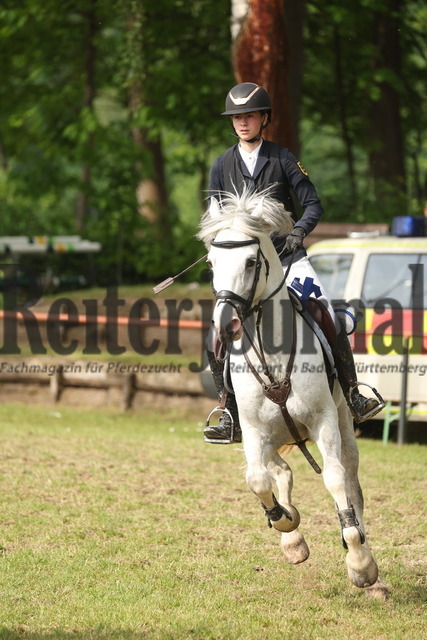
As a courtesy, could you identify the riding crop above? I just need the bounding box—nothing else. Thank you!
[152,254,208,294]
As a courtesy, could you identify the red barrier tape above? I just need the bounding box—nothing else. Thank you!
[0,310,209,330]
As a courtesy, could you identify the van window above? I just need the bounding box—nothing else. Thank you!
[309,253,353,299]
[361,253,427,309]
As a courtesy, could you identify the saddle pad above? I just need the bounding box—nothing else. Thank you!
[288,288,337,381]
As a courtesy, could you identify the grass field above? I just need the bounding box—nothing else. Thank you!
[0,403,425,639]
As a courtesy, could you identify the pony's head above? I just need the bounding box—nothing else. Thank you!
[199,187,293,342]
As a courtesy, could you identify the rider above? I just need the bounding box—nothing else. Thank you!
[204,82,384,443]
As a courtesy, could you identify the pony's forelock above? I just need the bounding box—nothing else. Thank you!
[197,185,294,247]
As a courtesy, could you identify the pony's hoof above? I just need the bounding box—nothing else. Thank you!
[346,554,379,588]
[280,530,310,565]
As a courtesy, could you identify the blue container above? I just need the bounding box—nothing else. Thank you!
[391,216,426,237]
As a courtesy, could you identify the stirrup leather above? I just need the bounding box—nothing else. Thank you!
[204,406,235,444]
[349,382,385,420]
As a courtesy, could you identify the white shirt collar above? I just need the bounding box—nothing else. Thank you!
[238,140,263,176]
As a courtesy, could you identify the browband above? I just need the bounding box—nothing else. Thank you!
[210,239,259,249]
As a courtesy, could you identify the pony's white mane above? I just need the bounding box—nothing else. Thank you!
[197,185,294,247]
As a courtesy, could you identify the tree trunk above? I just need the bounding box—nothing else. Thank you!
[368,1,406,218]
[128,84,171,243]
[231,0,305,154]
[75,0,97,232]
[333,26,357,203]
[283,0,305,157]
[0,140,8,171]
[126,3,171,241]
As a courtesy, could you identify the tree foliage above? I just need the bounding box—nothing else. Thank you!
[303,0,427,221]
[0,0,233,284]
[0,0,426,284]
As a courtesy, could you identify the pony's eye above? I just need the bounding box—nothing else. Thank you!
[246,257,257,269]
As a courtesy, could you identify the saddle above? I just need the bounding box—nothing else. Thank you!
[287,290,338,389]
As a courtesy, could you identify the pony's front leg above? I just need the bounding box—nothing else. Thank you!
[268,451,310,564]
[316,424,379,589]
[243,435,299,534]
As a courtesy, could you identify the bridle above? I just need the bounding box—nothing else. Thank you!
[210,237,287,321]
[209,236,321,474]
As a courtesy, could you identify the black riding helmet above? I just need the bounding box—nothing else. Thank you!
[222,82,272,123]
[222,83,271,143]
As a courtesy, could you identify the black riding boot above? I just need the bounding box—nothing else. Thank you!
[203,350,242,443]
[333,329,384,423]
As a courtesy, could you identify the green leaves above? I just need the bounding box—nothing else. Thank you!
[0,0,232,283]
[303,0,426,222]
[1,0,424,284]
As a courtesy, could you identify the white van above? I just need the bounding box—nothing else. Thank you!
[307,233,427,422]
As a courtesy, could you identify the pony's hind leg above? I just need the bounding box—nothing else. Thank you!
[338,406,390,598]
[316,421,379,589]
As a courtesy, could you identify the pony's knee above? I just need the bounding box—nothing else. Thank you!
[246,466,271,499]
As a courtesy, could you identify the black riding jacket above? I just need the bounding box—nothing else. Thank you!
[208,140,324,260]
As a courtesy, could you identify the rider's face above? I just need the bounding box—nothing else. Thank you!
[231,111,266,141]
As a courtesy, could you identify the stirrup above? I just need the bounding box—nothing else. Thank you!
[349,383,385,421]
[204,406,235,444]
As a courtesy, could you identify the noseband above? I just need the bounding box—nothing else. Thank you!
[210,237,270,320]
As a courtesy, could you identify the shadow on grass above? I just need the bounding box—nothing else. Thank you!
[390,579,427,608]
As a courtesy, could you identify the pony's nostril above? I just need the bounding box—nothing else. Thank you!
[229,317,241,334]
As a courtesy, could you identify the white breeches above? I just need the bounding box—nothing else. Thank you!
[285,256,358,336]
[285,255,335,319]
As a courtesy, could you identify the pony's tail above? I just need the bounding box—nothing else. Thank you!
[278,444,295,458]
[278,440,316,461]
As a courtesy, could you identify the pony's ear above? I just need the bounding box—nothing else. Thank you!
[251,196,265,219]
[208,197,222,218]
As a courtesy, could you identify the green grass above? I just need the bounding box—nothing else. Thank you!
[0,403,425,639]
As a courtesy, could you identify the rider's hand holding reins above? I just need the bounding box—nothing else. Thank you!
[284,226,306,253]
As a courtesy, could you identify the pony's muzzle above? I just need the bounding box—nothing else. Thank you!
[213,301,243,342]
[216,316,242,343]
[227,317,243,341]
